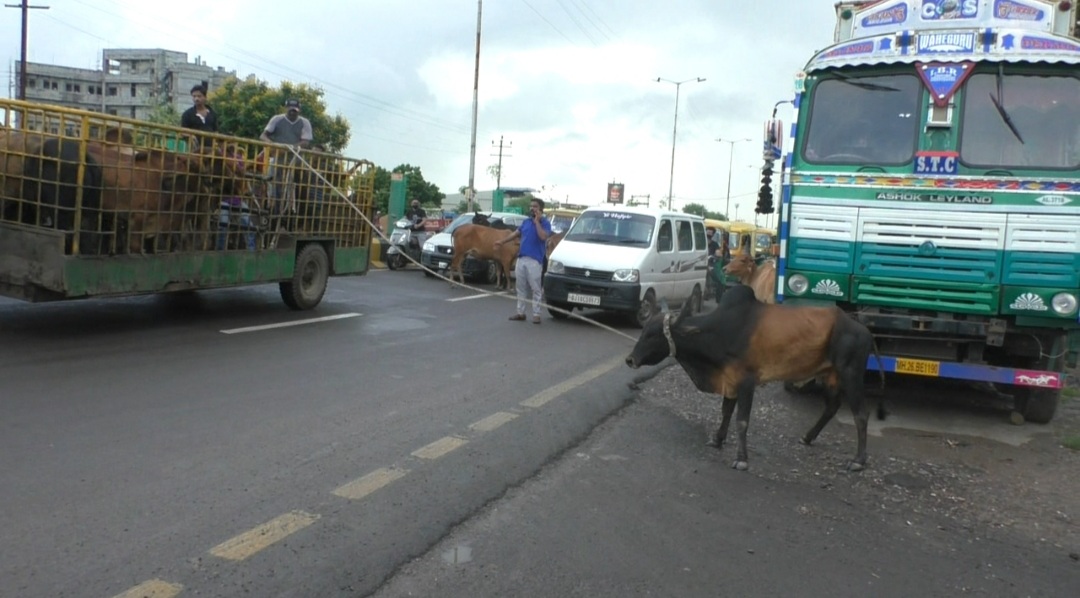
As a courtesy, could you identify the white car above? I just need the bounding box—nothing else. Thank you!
[421,212,526,282]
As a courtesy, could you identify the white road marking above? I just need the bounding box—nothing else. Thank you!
[111,579,183,598]
[220,313,361,334]
[332,467,409,500]
[412,436,469,459]
[208,510,320,561]
[521,356,625,409]
[446,292,509,302]
[469,411,519,432]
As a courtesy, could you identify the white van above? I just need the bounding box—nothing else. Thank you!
[543,206,709,326]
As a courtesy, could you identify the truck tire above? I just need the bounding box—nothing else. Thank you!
[1016,387,1060,424]
[280,244,329,310]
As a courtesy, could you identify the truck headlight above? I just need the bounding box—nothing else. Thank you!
[548,260,564,274]
[423,242,435,252]
[788,274,809,296]
[1051,292,1078,315]
[613,269,639,283]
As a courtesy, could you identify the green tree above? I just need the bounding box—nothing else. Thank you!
[144,101,181,126]
[372,164,446,214]
[208,76,350,153]
[682,202,725,220]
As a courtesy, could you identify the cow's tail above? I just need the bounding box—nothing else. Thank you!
[870,334,888,420]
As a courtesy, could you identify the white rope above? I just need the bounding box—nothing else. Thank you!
[283,145,640,343]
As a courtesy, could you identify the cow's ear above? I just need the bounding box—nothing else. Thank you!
[674,302,692,326]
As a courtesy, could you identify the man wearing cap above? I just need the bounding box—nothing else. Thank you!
[260,98,313,148]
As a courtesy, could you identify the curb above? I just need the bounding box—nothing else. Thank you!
[371,237,387,269]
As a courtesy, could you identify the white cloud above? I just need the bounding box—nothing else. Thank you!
[2,0,837,217]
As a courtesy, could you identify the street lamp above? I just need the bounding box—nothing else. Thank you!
[734,203,740,222]
[716,137,751,220]
[656,76,705,210]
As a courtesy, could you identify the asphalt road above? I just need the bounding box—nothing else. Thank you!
[0,270,643,598]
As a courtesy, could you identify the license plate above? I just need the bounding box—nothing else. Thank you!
[437,262,447,269]
[896,358,940,377]
[567,292,601,306]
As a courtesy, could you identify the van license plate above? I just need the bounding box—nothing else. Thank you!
[567,292,601,306]
[437,261,447,269]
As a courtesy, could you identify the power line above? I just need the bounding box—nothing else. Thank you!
[555,0,598,45]
[574,0,617,38]
[567,0,612,42]
[518,0,578,45]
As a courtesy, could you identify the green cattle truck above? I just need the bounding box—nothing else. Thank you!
[0,99,375,310]
[766,0,1080,422]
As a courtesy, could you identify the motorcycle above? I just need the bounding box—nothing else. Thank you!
[386,217,426,270]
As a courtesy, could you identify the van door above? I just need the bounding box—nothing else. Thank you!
[672,218,698,301]
[648,218,676,303]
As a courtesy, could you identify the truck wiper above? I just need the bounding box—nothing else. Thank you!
[832,72,900,92]
[990,64,1024,144]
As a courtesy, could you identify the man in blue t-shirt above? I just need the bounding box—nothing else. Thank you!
[495,198,552,323]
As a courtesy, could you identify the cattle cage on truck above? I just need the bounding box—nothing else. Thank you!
[0,98,376,310]
[763,0,1080,423]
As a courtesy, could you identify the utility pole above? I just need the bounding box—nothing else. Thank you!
[465,0,483,213]
[490,135,512,189]
[5,0,49,101]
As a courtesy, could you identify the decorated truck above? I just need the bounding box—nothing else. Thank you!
[0,99,375,310]
[762,0,1080,422]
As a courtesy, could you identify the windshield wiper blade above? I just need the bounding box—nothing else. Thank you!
[990,64,1024,144]
[832,72,900,92]
[989,93,1024,144]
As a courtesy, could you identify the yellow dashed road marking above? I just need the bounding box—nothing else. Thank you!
[332,467,409,500]
[469,411,519,432]
[111,579,182,598]
[520,355,624,409]
[411,435,468,460]
[209,510,320,561]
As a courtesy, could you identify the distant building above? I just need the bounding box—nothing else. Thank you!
[14,48,235,126]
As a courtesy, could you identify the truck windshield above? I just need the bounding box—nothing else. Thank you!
[802,73,921,165]
[565,212,655,246]
[960,73,1080,170]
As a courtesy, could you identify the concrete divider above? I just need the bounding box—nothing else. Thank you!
[371,238,387,269]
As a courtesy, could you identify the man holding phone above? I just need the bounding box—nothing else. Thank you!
[495,198,552,323]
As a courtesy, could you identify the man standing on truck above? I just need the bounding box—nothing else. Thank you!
[260,99,314,203]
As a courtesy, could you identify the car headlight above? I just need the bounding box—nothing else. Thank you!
[788,274,809,296]
[548,260,564,274]
[1051,292,1078,315]
[423,242,435,252]
[612,269,639,283]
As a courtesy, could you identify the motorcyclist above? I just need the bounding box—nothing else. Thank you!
[404,199,428,248]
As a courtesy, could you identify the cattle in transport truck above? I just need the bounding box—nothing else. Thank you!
[0,98,376,310]
[764,0,1080,423]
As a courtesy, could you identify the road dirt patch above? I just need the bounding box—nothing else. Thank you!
[637,366,1080,558]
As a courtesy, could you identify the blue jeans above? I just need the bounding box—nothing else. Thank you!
[217,201,256,250]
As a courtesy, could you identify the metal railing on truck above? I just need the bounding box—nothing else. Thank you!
[0,98,376,308]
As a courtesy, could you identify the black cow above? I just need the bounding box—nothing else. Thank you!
[18,138,106,255]
[625,284,885,472]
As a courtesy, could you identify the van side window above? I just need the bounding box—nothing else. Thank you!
[692,221,706,250]
[658,220,673,252]
[676,220,693,251]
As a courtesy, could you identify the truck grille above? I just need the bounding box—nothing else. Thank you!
[563,266,613,281]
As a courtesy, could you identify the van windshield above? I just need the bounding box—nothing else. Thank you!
[565,212,655,246]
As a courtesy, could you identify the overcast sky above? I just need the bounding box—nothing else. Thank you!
[2,0,838,220]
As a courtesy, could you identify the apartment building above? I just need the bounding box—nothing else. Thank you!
[14,48,236,122]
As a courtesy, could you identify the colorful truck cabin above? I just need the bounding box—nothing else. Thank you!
[768,0,1080,422]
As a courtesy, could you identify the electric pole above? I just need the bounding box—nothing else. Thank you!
[5,0,49,101]
[490,135,512,189]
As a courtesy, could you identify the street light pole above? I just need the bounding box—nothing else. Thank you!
[716,137,750,220]
[656,76,704,211]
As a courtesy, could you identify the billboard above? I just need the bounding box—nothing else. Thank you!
[607,182,625,204]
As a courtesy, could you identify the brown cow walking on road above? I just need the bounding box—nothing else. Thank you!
[625,284,885,472]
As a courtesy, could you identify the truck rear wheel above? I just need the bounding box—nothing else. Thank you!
[1015,387,1060,424]
[280,244,329,310]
